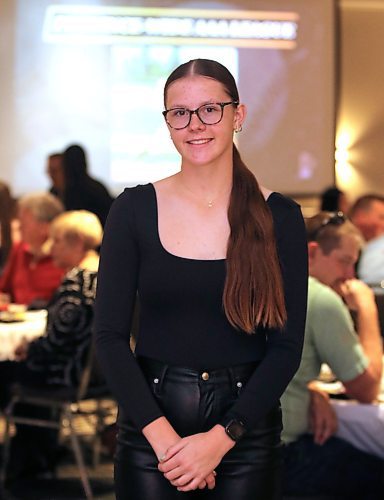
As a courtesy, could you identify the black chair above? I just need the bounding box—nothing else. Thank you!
[1,342,116,500]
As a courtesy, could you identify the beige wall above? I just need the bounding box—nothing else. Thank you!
[337,0,384,203]
[297,0,384,214]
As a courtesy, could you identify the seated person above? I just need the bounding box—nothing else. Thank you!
[357,232,384,287]
[0,210,103,480]
[320,185,350,214]
[62,144,114,227]
[0,192,65,307]
[46,152,65,201]
[349,193,384,242]
[281,211,384,499]
[0,181,15,274]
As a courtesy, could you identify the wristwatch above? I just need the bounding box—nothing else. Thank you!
[223,418,246,442]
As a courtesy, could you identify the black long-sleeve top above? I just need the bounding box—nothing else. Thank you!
[95,183,308,432]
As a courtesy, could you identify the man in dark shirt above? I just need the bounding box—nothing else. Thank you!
[46,152,65,200]
[62,144,114,227]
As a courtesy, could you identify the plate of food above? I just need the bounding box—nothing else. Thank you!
[0,304,27,322]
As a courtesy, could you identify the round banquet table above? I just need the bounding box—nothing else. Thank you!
[0,310,47,361]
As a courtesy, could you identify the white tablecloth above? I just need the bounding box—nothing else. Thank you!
[0,310,47,361]
[319,362,384,458]
[331,399,384,458]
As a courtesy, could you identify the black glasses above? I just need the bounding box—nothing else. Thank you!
[309,211,347,241]
[162,101,239,130]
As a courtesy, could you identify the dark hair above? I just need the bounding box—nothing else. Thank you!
[320,186,343,212]
[63,144,88,184]
[164,59,286,332]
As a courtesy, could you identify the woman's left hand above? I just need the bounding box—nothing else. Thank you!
[158,424,235,491]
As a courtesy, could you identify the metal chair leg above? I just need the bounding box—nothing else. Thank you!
[1,399,16,487]
[64,409,94,500]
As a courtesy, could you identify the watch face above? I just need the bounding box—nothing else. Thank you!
[226,419,246,441]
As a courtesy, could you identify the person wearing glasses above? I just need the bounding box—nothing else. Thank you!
[95,58,308,499]
[281,211,384,499]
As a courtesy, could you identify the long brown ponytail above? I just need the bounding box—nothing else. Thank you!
[164,59,287,333]
[224,146,286,333]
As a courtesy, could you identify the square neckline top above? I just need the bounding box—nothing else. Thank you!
[148,182,277,263]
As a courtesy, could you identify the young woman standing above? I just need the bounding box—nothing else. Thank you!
[95,58,308,499]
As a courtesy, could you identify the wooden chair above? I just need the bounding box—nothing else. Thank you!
[0,342,115,500]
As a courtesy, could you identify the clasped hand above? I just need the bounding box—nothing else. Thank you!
[158,426,234,492]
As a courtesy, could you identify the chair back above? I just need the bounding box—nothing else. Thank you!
[76,334,109,402]
[76,341,94,401]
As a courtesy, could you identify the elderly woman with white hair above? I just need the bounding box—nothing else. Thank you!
[20,210,102,385]
[0,210,103,482]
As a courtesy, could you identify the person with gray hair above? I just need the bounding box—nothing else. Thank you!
[0,192,64,307]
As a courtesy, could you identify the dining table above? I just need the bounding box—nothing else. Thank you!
[318,363,384,459]
[0,309,47,361]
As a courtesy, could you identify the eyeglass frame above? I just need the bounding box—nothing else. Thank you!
[162,101,239,130]
[308,211,347,241]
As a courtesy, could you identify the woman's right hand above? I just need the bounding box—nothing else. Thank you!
[158,424,234,491]
[143,416,217,490]
[142,416,181,461]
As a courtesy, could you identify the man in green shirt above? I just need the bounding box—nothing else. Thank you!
[282,211,384,499]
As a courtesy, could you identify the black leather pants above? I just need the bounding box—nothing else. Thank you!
[115,357,283,500]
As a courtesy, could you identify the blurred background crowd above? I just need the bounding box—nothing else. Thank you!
[1,139,384,498]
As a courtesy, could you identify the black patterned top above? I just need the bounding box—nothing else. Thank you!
[26,267,97,387]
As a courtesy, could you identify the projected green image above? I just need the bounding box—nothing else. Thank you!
[109,45,238,185]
